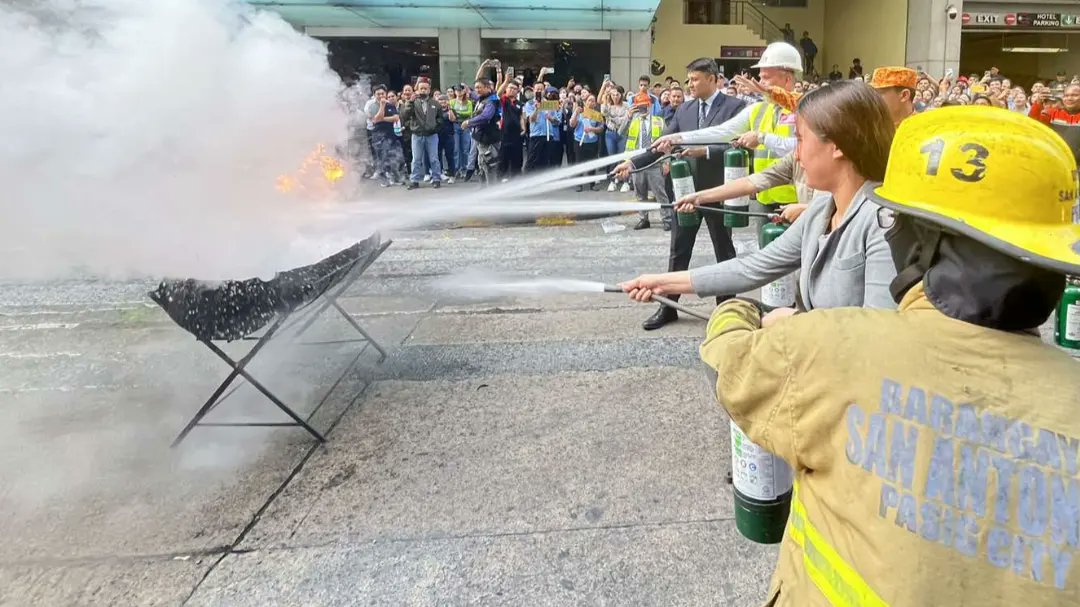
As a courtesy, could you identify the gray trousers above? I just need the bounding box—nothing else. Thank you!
[475,141,500,185]
[632,168,672,224]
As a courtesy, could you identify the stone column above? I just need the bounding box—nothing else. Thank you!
[906,0,963,76]
[438,28,482,91]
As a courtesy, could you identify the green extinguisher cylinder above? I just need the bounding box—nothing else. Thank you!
[731,420,793,544]
[723,148,750,229]
[1055,276,1080,350]
[670,159,701,227]
[760,218,788,249]
[759,219,797,308]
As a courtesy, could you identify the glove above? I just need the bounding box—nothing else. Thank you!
[705,298,762,342]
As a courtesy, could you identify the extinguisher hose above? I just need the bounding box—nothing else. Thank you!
[602,284,712,320]
[617,152,679,176]
[659,203,778,220]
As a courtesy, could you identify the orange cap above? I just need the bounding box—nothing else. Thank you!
[632,92,651,107]
[869,67,918,90]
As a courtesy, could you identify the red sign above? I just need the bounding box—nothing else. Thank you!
[1005,13,1017,25]
[962,12,971,25]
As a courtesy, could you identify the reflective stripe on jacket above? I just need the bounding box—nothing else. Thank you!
[625,116,664,151]
[749,101,798,205]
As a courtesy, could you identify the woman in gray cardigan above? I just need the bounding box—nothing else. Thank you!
[622,81,899,322]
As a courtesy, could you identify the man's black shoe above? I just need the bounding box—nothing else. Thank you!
[432,181,441,189]
[407,182,419,190]
[662,222,672,232]
[642,305,677,330]
[633,217,650,230]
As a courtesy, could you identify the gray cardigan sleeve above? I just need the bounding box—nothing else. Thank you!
[688,214,805,297]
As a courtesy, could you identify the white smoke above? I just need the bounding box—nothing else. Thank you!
[0,0,351,281]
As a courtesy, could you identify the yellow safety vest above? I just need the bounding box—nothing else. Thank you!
[625,116,664,151]
[749,101,798,205]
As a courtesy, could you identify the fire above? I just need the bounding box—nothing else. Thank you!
[275,143,345,196]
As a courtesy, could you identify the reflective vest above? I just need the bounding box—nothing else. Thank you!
[749,101,798,205]
[625,116,664,151]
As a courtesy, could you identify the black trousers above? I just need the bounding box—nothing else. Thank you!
[499,137,524,178]
[439,131,457,174]
[526,136,548,172]
[547,138,565,168]
[667,205,737,304]
[575,140,599,175]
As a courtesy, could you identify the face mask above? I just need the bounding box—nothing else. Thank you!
[884,214,943,303]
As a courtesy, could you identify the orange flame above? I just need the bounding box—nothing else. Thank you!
[275,143,345,195]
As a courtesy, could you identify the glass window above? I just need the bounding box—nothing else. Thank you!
[683,0,731,25]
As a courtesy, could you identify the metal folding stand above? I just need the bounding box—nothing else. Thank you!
[157,239,393,448]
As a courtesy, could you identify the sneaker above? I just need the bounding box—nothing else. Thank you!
[620,182,631,193]
[447,176,456,184]
[423,175,431,182]
[432,181,441,189]
[607,182,617,192]
[407,182,419,190]
[501,178,510,183]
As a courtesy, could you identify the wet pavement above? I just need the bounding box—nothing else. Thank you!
[6,182,1060,605]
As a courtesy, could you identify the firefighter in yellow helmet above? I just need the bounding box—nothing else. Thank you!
[700,106,1080,606]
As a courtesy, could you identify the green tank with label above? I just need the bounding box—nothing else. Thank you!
[669,159,700,227]
[1055,275,1080,350]
[723,148,750,228]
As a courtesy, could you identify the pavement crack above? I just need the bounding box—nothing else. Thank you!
[0,545,233,568]
[234,515,736,556]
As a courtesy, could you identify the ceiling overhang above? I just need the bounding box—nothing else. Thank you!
[245,1,661,31]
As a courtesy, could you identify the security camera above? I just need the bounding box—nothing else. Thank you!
[946,5,958,20]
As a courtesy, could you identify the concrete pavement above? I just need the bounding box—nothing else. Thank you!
[0,186,779,606]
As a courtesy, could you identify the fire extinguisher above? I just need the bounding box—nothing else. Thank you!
[723,148,750,228]
[670,159,701,227]
[759,218,797,308]
[731,420,793,544]
[1055,275,1080,350]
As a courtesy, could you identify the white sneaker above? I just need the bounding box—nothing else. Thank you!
[423,175,432,182]
[447,176,456,184]
[620,182,631,193]
[501,178,510,183]
[607,182,617,192]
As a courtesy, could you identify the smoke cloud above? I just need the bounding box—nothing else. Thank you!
[1,0,350,281]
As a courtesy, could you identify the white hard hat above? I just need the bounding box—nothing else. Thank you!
[751,42,803,72]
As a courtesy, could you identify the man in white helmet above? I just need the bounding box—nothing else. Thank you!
[651,41,803,211]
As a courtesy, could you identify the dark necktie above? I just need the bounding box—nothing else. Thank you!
[698,99,708,129]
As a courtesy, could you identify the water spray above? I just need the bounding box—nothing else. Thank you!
[430,272,712,321]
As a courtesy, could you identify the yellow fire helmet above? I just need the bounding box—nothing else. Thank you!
[872,105,1080,275]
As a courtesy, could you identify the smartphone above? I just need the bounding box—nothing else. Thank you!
[545,67,555,74]
[603,73,611,82]
[945,68,954,78]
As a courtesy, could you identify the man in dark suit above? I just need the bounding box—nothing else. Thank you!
[613,57,747,330]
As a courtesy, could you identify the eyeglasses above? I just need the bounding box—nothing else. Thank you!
[877,206,897,229]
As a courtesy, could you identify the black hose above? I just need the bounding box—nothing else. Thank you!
[602,284,711,321]
[659,203,777,219]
